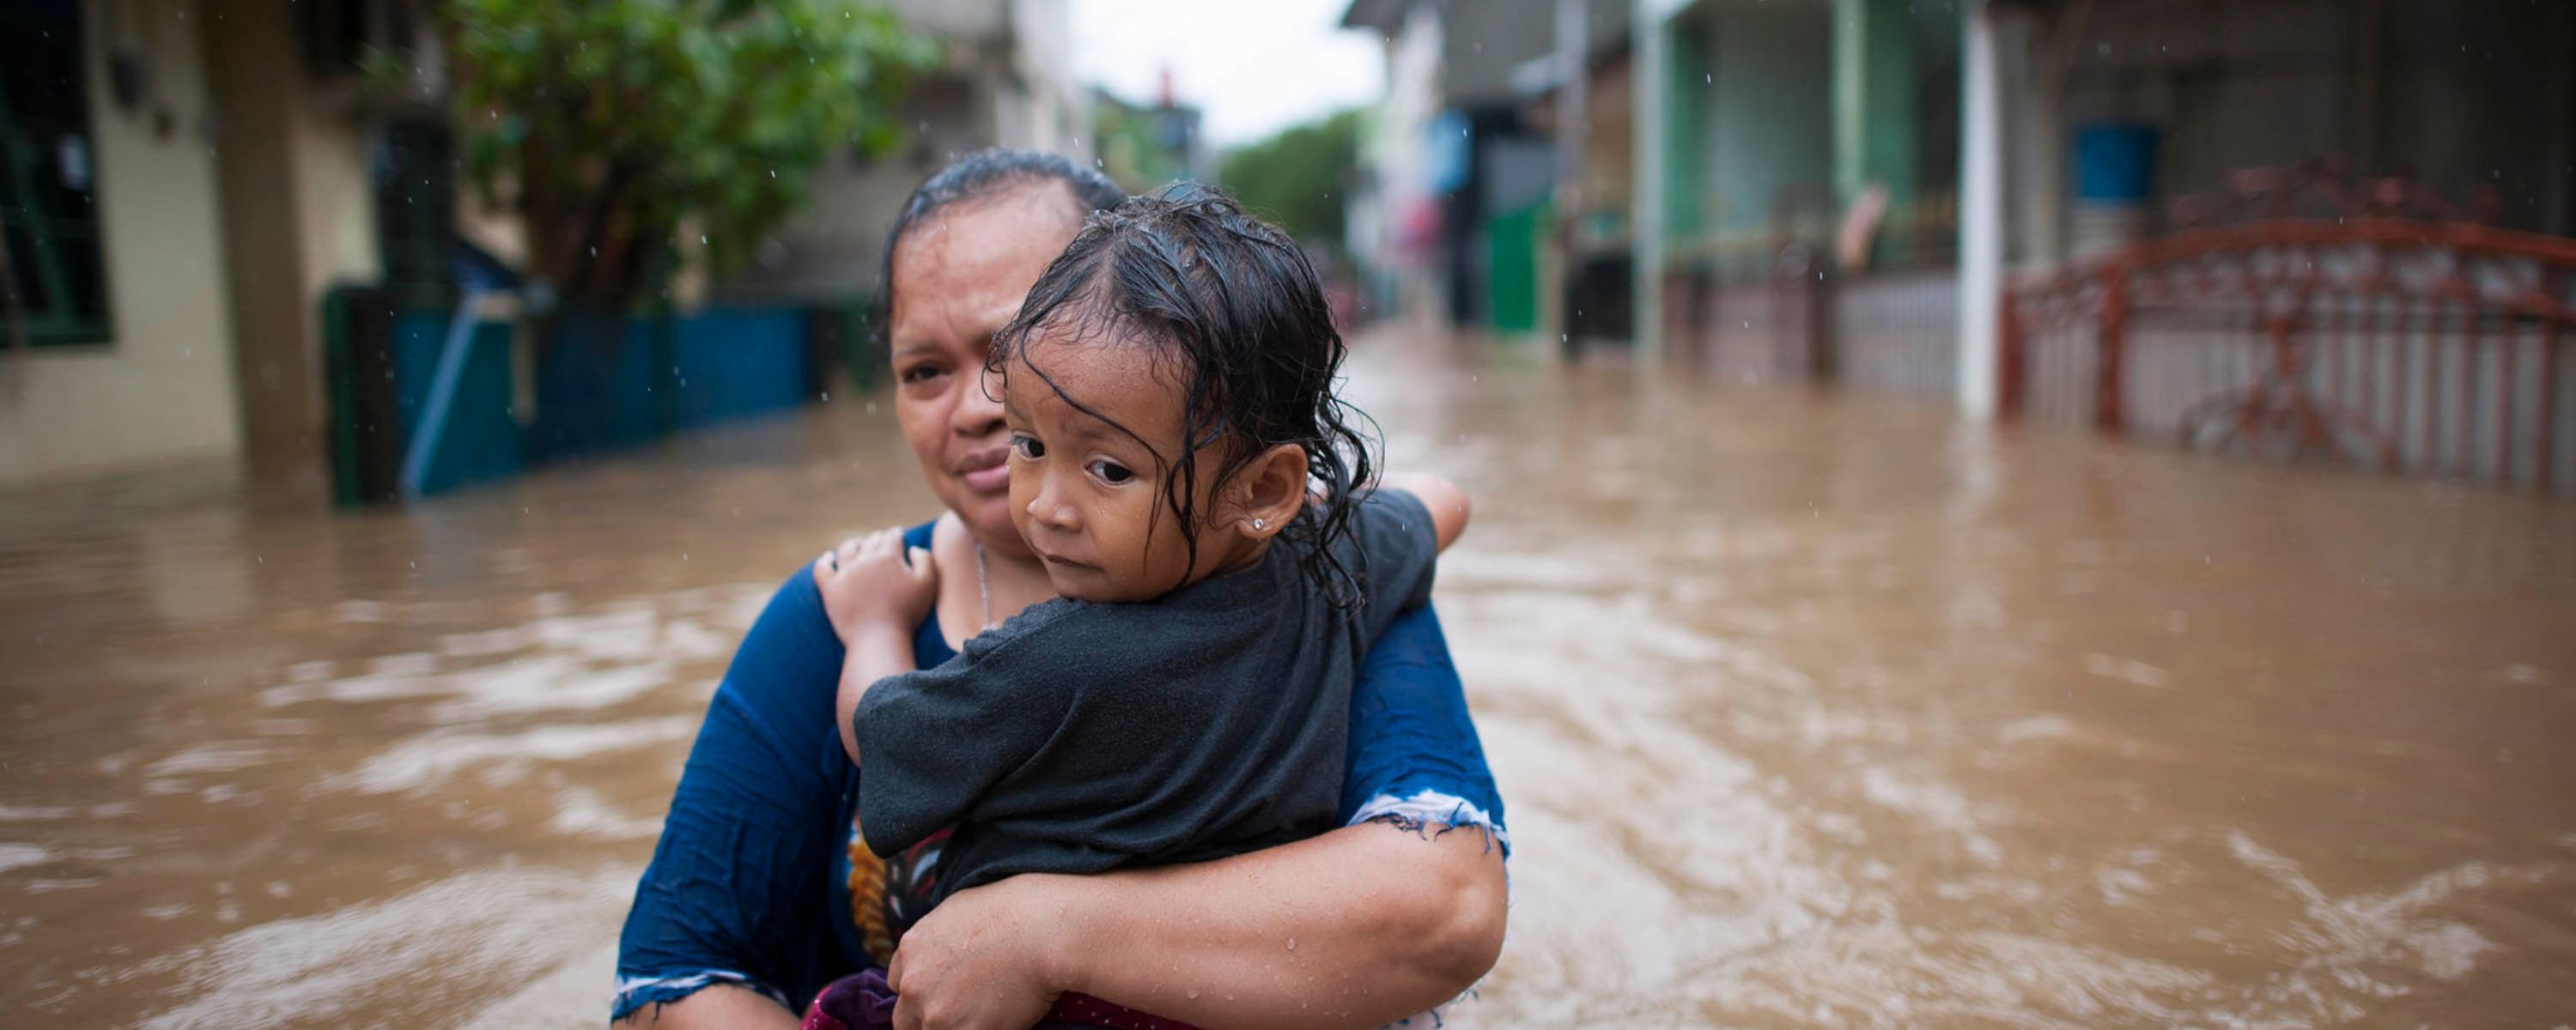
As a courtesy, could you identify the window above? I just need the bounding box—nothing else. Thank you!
[2,0,112,347]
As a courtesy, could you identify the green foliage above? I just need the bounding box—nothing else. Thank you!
[420,0,937,305]
[1218,108,1365,258]
[1093,96,1192,194]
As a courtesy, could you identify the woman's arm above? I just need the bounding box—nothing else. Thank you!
[892,821,1504,1030]
[886,606,1508,1030]
[816,529,939,763]
[614,985,800,1030]
[611,569,854,1028]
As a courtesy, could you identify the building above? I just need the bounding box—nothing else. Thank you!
[2,0,386,490]
[1631,0,1962,395]
[1957,0,2576,493]
[723,0,1092,303]
[1343,0,1611,332]
[3,0,1083,493]
[1345,0,1675,343]
[1521,9,1637,348]
[1340,0,1449,322]
[1347,0,2573,493]
[1624,0,2574,492]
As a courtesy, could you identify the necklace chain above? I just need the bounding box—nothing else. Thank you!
[975,542,994,631]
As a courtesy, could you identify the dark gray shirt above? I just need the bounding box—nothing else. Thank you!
[852,489,1439,908]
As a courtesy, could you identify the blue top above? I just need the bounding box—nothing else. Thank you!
[612,521,1508,1020]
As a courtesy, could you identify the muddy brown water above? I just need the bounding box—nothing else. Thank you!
[5,329,2574,1028]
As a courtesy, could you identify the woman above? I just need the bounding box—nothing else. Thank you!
[612,150,1508,1030]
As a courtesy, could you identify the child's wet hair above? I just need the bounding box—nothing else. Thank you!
[988,183,1378,609]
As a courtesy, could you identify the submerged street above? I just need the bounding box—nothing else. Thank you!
[5,328,2574,1027]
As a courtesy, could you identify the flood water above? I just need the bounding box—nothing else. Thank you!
[5,327,2575,1028]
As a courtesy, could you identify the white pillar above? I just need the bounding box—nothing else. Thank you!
[1955,0,2005,421]
[1632,1,1674,367]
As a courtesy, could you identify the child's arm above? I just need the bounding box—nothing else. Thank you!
[1376,470,1472,551]
[811,529,939,764]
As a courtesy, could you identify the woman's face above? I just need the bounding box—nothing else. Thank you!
[885,183,1086,559]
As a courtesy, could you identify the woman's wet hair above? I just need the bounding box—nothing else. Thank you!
[990,183,1378,609]
[879,148,1125,324]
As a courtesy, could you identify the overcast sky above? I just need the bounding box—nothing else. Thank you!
[1069,0,1386,149]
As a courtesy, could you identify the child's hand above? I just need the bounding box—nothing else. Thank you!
[814,529,939,643]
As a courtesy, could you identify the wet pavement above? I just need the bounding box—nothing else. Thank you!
[5,326,2575,1028]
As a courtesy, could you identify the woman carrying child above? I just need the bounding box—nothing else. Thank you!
[815,185,1472,1029]
[613,152,1508,1030]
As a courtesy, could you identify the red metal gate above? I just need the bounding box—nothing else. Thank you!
[2002,219,2576,495]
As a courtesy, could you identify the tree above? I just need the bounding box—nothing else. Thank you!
[388,0,937,309]
[1093,92,1197,194]
[1218,108,1364,258]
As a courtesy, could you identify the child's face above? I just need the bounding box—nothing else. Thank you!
[999,330,1240,603]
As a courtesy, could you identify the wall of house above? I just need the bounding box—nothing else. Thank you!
[1002,0,1091,161]
[1,0,241,485]
[1575,53,1635,230]
[1440,0,1558,105]
[2057,0,2576,235]
[1908,0,1962,199]
[720,0,1094,306]
[726,76,992,305]
[203,0,383,496]
[1346,0,1447,318]
[2059,1,2352,207]
[2374,0,2575,234]
[1698,5,1833,237]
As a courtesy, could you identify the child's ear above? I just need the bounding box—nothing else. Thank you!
[1226,443,1309,542]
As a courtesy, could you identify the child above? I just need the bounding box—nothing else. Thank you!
[809,186,1467,1027]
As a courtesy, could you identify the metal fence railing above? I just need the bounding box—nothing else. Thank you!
[2002,219,2576,496]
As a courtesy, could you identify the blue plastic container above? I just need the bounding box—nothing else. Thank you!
[2073,123,2160,203]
